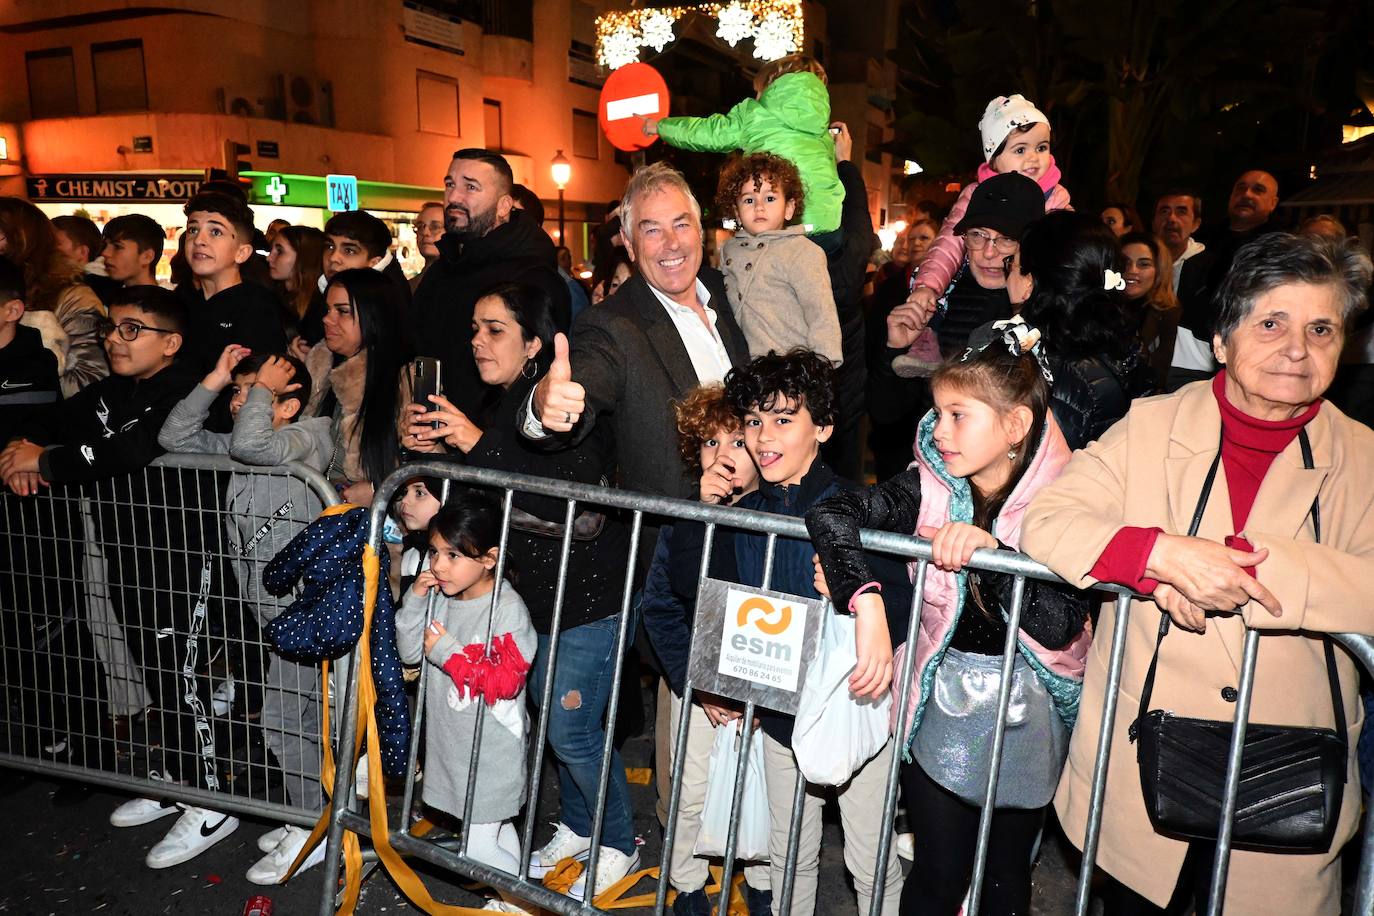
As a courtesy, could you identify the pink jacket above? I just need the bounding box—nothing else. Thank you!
[911,158,1073,296]
[891,408,1092,755]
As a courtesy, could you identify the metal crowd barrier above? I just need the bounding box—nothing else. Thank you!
[327,461,1374,916]
[0,453,341,830]
[319,460,1374,916]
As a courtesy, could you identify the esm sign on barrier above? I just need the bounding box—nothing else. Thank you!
[688,579,822,714]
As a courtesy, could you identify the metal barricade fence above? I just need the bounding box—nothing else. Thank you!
[0,452,342,831]
[323,461,1374,916]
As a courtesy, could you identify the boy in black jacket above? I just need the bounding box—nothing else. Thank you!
[323,209,410,299]
[2,286,245,868]
[666,350,907,916]
[1,286,193,488]
[178,191,287,375]
[0,255,82,775]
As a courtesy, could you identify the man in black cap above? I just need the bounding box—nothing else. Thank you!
[887,171,1046,359]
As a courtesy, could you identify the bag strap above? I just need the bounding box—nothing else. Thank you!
[1137,428,1344,737]
[1298,431,1346,742]
[1136,445,1222,718]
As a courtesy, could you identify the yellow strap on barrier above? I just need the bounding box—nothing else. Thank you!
[538,862,747,914]
[623,766,654,785]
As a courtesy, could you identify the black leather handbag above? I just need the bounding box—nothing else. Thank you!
[1130,429,1347,852]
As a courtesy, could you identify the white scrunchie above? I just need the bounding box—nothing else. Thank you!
[1104,269,1127,291]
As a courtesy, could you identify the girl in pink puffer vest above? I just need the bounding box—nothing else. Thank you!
[893,95,1073,378]
[807,318,1092,915]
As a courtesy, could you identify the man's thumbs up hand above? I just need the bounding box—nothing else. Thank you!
[532,333,586,432]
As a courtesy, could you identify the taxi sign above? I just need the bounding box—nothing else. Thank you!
[598,62,670,152]
[326,174,358,211]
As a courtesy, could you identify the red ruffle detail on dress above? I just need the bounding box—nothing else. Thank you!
[440,633,531,705]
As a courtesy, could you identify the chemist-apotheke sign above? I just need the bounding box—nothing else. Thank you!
[27,173,205,202]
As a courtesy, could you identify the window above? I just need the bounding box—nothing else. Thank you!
[483,99,503,150]
[26,48,78,119]
[416,70,460,136]
[92,39,148,112]
[572,108,599,159]
[866,121,884,164]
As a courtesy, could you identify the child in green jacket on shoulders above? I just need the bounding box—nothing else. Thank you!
[643,55,845,252]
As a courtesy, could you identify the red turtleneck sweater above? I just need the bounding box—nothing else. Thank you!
[1089,372,1321,592]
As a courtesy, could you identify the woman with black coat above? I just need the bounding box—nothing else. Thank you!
[1008,211,1156,449]
[401,281,640,896]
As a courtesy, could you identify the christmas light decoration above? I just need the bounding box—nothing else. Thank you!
[600,23,641,69]
[715,1,755,46]
[595,1,804,70]
[752,9,798,60]
[639,9,677,52]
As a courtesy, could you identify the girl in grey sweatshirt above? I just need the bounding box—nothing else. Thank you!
[396,495,536,874]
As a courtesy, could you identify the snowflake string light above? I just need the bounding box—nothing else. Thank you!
[596,2,805,71]
[639,10,676,53]
[753,10,799,60]
[715,2,755,47]
[600,23,641,69]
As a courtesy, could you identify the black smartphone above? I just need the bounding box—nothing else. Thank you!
[411,357,442,428]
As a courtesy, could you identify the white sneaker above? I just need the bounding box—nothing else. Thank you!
[257,824,291,853]
[568,847,640,899]
[896,832,914,861]
[110,795,179,827]
[211,677,237,716]
[481,901,533,913]
[145,805,239,869]
[246,824,324,885]
[528,822,591,878]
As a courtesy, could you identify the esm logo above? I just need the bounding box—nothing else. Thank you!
[731,597,793,661]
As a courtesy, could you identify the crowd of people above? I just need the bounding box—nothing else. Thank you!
[2,53,1373,916]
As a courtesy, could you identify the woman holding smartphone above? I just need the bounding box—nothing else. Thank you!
[402,282,640,897]
[304,268,412,505]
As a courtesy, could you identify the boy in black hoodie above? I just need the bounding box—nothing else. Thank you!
[178,191,287,375]
[0,256,60,444]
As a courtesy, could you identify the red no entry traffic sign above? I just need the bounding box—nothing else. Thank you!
[599,62,670,152]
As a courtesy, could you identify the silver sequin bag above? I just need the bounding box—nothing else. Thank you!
[911,646,1068,808]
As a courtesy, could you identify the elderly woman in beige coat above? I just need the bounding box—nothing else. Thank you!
[1023,233,1374,915]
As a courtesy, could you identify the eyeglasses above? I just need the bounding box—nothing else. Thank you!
[98,319,176,341]
[964,229,1019,254]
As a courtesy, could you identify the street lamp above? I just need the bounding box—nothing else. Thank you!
[551,149,571,244]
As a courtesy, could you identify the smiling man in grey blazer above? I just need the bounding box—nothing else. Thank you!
[523,161,750,500]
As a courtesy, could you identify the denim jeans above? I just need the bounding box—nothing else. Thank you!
[530,614,636,855]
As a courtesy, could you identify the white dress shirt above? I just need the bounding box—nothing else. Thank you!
[1168,236,1217,372]
[646,278,732,384]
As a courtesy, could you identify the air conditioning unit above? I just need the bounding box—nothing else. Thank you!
[276,74,335,127]
[216,87,266,119]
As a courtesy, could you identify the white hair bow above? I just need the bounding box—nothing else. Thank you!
[957,315,1056,383]
[1104,269,1127,291]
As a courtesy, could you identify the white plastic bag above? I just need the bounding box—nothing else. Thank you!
[791,608,892,785]
[694,723,770,861]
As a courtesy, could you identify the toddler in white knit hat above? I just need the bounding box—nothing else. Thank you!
[891,93,1073,377]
